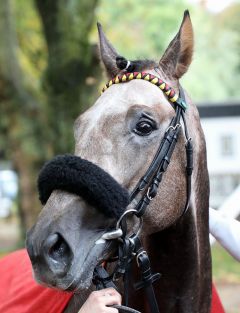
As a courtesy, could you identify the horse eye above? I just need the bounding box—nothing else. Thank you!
[134,119,155,136]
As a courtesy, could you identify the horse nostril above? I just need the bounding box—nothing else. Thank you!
[49,234,71,261]
[44,233,73,273]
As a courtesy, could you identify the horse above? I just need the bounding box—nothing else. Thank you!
[26,11,212,313]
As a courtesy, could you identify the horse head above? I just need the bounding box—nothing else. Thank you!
[26,11,211,312]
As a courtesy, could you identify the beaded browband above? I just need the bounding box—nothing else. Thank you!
[101,72,187,110]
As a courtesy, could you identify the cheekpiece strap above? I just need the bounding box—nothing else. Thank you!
[101,72,187,111]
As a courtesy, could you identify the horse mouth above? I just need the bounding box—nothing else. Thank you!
[64,238,117,292]
[28,229,118,292]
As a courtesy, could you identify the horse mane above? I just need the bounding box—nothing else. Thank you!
[116,56,157,73]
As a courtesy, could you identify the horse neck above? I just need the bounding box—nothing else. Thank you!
[129,153,212,313]
[64,289,92,313]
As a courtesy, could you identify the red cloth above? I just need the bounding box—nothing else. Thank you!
[0,249,225,313]
[0,249,73,313]
[211,284,225,313]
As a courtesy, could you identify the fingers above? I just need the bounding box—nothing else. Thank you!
[104,294,121,306]
[92,288,122,305]
[79,288,122,313]
[105,308,119,313]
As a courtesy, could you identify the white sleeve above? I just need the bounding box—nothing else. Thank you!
[209,207,240,262]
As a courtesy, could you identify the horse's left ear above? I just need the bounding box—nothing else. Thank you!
[97,22,120,78]
[159,10,194,79]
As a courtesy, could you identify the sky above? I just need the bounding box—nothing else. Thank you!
[188,0,238,13]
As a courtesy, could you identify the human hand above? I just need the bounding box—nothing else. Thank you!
[79,288,122,313]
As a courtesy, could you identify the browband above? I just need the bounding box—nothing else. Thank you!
[38,154,129,219]
[101,72,187,111]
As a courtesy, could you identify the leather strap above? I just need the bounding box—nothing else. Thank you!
[112,305,141,313]
[134,251,161,313]
[93,266,141,313]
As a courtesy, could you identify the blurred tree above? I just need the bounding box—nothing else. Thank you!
[183,2,240,101]
[0,0,100,234]
[97,0,240,101]
[35,0,100,154]
[217,3,240,73]
[97,0,187,60]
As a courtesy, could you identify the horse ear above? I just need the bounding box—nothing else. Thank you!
[97,22,120,78]
[159,10,194,79]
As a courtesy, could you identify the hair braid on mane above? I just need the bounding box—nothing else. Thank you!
[116,56,157,73]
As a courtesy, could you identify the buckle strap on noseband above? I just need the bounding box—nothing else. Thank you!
[115,233,161,313]
[93,231,161,313]
[134,251,161,313]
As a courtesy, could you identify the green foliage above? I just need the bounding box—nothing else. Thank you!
[15,0,47,85]
[182,4,240,101]
[0,0,100,229]
[97,0,240,102]
[96,0,187,59]
[212,243,240,283]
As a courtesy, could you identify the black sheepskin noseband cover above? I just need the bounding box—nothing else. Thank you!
[38,154,129,219]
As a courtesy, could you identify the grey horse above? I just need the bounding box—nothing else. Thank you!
[27,11,211,313]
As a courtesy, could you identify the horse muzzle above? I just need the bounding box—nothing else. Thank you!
[26,222,117,290]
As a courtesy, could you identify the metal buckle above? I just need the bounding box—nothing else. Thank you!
[165,123,181,133]
[136,250,147,267]
[95,228,123,244]
[186,136,192,144]
[116,209,143,238]
[101,228,123,240]
[147,187,154,201]
[116,209,137,229]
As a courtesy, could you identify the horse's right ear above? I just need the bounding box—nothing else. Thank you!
[97,23,120,78]
[159,10,194,79]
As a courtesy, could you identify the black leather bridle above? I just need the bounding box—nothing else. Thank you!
[130,86,192,218]
[38,70,193,313]
[93,72,193,313]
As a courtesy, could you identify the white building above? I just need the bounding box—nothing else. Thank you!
[198,102,240,208]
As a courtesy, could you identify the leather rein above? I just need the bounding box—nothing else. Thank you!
[92,71,193,313]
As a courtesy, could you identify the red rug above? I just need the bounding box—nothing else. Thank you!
[211,284,225,313]
[0,250,73,313]
[0,249,225,312]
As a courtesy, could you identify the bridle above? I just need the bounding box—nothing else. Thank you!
[37,70,194,313]
[93,71,193,313]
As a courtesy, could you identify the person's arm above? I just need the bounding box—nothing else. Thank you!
[209,207,240,262]
[79,288,121,313]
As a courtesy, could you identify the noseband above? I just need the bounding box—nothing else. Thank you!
[38,71,193,313]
